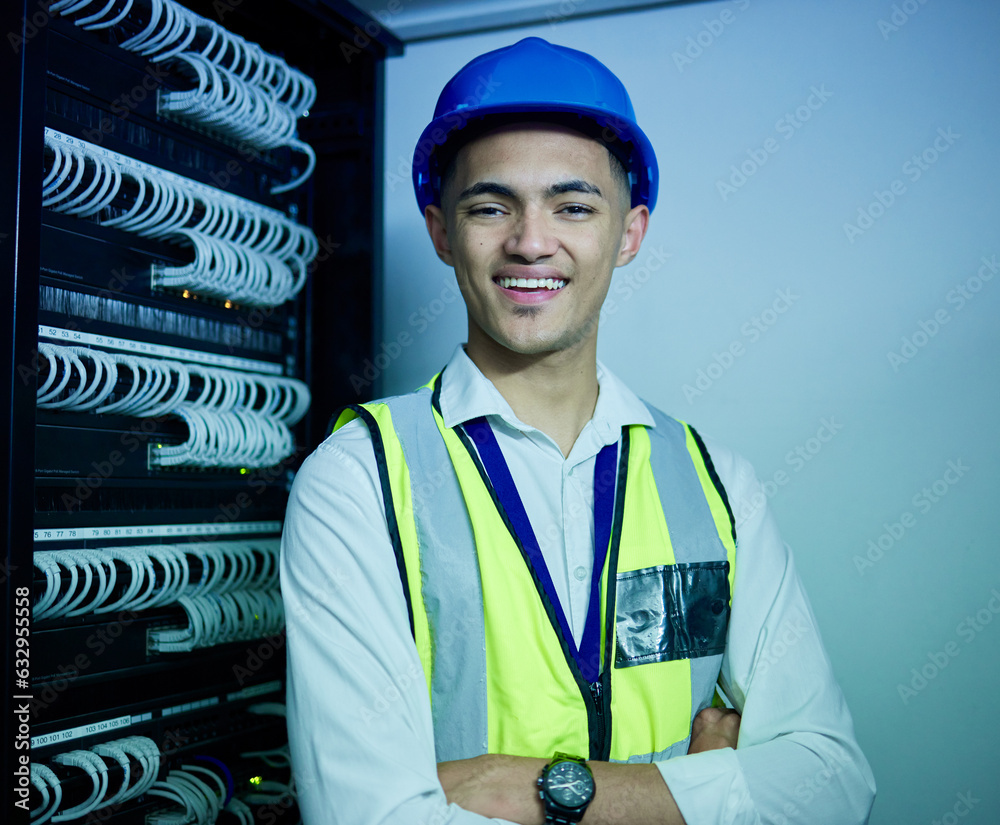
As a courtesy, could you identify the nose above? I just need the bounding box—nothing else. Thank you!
[503,206,558,262]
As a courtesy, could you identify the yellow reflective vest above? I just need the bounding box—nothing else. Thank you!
[334,374,736,762]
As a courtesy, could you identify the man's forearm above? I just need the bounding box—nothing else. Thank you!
[586,761,686,825]
[439,755,686,825]
[437,708,741,823]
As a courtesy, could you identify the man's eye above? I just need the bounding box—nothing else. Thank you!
[468,206,503,217]
[561,204,594,216]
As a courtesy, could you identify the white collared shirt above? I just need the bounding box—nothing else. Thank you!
[280,346,876,825]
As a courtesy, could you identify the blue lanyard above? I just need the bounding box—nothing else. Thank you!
[462,417,617,684]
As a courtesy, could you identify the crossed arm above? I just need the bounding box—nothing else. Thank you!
[437,707,742,825]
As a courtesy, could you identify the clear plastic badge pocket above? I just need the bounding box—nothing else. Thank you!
[615,561,730,668]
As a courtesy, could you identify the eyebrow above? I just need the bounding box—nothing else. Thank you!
[456,181,516,202]
[456,179,606,203]
[547,179,604,200]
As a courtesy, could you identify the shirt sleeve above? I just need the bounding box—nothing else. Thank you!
[654,438,877,825]
[280,422,516,825]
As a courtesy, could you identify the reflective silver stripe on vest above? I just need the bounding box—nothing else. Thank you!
[642,405,730,566]
[615,737,691,764]
[383,390,489,761]
[382,394,730,763]
[641,404,731,744]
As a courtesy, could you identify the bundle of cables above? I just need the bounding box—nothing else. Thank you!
[148,757,261,825]
[50,0,316,193]
[148,764,226,824]
[159,52,315,194]
[239,703,300,825]
[30,735,160,825]
[148,587,283,652]
[34,735,259,825]
[35,341,309,469]
[33,538,280,621]
[42,128,319,306]
[240,702,292,772]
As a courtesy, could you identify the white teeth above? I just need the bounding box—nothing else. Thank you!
[497,276,566,290]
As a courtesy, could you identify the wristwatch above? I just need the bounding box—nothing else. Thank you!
[537,752,596,824]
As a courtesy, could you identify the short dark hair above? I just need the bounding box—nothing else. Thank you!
[436,113,634,214]
[605,149,631,213]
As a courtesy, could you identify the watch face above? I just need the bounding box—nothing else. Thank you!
[544,761,595,809]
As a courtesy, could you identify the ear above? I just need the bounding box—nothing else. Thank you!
[615,204,650,268]
[425,205,453,266]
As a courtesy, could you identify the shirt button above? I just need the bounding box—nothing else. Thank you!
[574,566,587,581]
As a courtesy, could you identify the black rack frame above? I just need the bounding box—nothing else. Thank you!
[2,1,402,821]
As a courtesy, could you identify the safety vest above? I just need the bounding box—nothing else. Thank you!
[333,373,736,763]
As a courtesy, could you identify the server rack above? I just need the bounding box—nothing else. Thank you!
[2,2,401,822]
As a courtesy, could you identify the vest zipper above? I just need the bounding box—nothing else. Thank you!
[586,429,629,762]
[588,678,610,760]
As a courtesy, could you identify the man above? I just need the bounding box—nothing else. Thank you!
[281,37,875,824]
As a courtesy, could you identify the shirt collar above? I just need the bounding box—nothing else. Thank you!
[437,345,655,445]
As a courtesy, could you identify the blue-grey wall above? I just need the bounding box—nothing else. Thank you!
[374,1,1000,821]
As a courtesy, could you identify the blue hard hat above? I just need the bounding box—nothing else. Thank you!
[412,37,658,214]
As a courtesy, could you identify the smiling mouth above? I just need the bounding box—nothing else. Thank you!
[494,276,567,290]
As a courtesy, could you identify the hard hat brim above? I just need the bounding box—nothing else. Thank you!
[412,102,659,214]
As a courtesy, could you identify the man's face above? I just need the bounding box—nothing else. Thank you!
[425,123,648,362]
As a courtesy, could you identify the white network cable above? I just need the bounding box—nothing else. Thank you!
[33,735,160,823]
[116,735,162,799]
[52,0,317,193]
[239,744,291,770]
[89,741,132,809]
[52,0,315,115]
[147,763,232,825]
[37,550,114,620]
[242,777,300,825]
[148,587,283,652]
[41,129,319,307]
[29,764,62,825]
[241,701,291,768]
[159,52,316,195]
[35,341,309,469]
[33,539,280,620]
[152,404,294,469]
[224,796,254,825]
[50,750,108,822]
[246,702,286,718]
